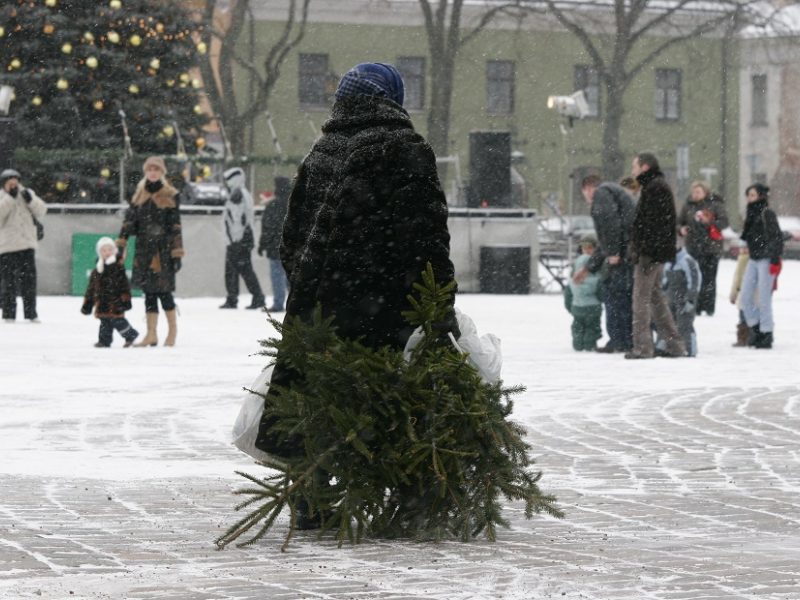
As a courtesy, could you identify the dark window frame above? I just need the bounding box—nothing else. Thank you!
[655,68,682,122]
[298,52,330,109]
[486,59,515,116]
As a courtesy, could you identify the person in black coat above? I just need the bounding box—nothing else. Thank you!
[576,174,636,352]
[255,63,459,474]
[739,183,784,349]
[81,237,139,347]
[626,153,687,359]
[678,181,729,316]
[257,176,291,311]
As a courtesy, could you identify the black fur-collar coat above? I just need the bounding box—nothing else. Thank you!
[631,169,678,265]
[280,95,457,350]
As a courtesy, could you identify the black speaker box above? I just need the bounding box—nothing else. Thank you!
[468,131,511,208]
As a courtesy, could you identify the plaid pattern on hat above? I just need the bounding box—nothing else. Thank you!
[334,62,404,107]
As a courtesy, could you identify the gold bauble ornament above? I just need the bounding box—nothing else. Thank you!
[55,181,69,192]
[201,165,212,178]
[83,31,95,42]
[32,96,43,106]
[107,31,120,44]
[195,137,206,149]
[129,34,142,47]
[86,56,98,69]
[93,100,104,110]
[109,0,122,8]
[162,125,174,137]
[128,84,140,94]
[9,58,21,70]
[179,73,190,83]
[196,42,208,55]
[191,78,201,89]
[100,168,111,178]
[56,78,69,90]
[166,79,175,87]
[46,0,57,7]
[42,24,54,35]
[0,26,5,37]
[193,104,203,115]
[155,23,164,33]
[149,58,160,70]
[61,42,73,54]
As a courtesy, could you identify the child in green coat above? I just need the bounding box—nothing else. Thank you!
[564,236,603,351]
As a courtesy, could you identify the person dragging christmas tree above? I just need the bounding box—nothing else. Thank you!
[116,156,185,347]
[254,62,460,528]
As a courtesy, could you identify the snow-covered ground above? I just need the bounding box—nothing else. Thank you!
[1,259,798,599]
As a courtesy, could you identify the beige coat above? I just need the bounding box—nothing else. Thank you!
[0,187,47,254]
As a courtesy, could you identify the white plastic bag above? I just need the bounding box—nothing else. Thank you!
[403,308,502,384]
[231,364,276,462]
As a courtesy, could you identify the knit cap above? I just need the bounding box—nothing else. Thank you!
[334,62,405,107]
[142,156,167,174]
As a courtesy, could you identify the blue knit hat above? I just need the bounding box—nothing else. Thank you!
[334,62,405,107]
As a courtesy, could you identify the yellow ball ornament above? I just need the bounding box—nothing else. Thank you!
[109,0,122,9]
[43,24,54,35]
[128,84,140,94]
[195,137,206,149]
[56,78,69,90]
[93,100,104,110]
[193,104,203,115]
[46,0,57,7]
[149,58,160,70]
[196,42,208,55]
[129,34,142,47]
[107,31,120,44]
[162,125,174,137]
[191,78,201,89]
[9,58,21,70]
[86,56,98,69]
[166,79,175,88]
[55,181,69,192]
[84,31,95,42]
[201,165,212,178]
[179,73,190,83]
[0,26,5,37]
[155,23,165,34]
[61,42,73,54]
[32,96,43,106]
[100,168,111,178]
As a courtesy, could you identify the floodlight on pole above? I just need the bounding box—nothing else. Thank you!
[546,90,590,125]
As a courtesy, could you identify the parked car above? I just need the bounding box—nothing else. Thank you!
[180,181,228,206]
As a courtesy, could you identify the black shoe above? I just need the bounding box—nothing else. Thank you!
[94,342,110,348]
[219,300,237,309]
[245,298,266,310]
[755,330,773,349]
[654,348,687,358]
[747,324,760,347]
[595,344,617,353]
[267,305,285,312]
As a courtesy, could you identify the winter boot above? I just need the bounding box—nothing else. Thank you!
[219,298,237,309]
[755,330,773,349]
[245,296,266,310]
[747,324,761,347]
[164,309,177,347]
[134,313,159,347]
[733,323,749,347]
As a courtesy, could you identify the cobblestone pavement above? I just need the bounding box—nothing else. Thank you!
[2,385,799,599]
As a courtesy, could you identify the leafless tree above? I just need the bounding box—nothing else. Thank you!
[197,0,311,156]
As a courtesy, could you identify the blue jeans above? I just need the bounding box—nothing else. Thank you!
[269,259,288,310]
[740,258,776,332]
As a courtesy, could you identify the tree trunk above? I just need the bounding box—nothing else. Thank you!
[602,79,627,181]
[426,56,455,157]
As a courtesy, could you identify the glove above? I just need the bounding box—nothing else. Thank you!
[769,259,782,276]
[173,258,182,272]
[81,305,92,315]
[21,189,32,203]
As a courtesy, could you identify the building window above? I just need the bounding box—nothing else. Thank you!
[298,53,329,108]
[397,56,425,111]
[655,68,681,121]
[751,74,767,126]
[486,60,515,115]
[574,65,600,117]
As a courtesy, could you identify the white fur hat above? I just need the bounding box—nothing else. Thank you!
[95,236,117,273]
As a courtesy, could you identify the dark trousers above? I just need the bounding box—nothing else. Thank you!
[603,263,633,351]
[224,243,264,304]
[144,293,175,313]
[98,317,139,346]
[696,255,719,316]
[570,304,602,351]
[0,249,38,320]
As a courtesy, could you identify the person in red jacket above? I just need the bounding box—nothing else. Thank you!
[81,237,139,348]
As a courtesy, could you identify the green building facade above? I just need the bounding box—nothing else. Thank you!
[239,4,737,216]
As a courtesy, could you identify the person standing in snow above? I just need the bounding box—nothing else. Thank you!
[739,183,783,349]
[564,235,603,351]
[254,63,459,524]
[257,176,290,312]
[219,167,265,310]
[81,237,139,347]
[626,152,687,359]
[0,168,47,323]
[678,181,728,316]
[117,156,184,347]
[655,246,702,357]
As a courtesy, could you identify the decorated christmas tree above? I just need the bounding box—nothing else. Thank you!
[217,265,563,551]
[0,0,207,201]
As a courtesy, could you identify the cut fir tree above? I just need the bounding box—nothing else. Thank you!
[217,264,563,552]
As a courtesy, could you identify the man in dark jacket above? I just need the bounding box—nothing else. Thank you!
[255,63,458,467]
[575,174,636,352]
[257,176,291,312]
[626,153,687,359]
[678,181,729,316]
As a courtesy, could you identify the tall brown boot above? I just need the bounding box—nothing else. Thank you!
[135,312,158,347]
[733,323,749,347]
[164,309,177,347]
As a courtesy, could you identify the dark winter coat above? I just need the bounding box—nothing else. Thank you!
[586,182,636,273]
[631,169,677,265]
[678,193,729,257]
[740,199,783,262]
[280,94,457,350]
[118,181,185,293]
[258,177,291,260]
[81,261,133,318]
